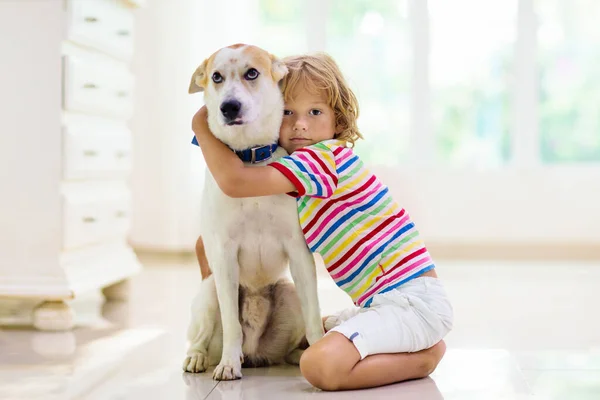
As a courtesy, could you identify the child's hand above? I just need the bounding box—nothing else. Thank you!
[192,105,210,136]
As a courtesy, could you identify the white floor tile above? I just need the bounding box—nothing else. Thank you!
[522,370,600,400]
[1,259,599,399]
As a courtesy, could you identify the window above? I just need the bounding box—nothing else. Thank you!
[429,0,517,167]
[537,0,600,163]
[255,0,600,167]
[256,0,307,57]
[326,0,411,165]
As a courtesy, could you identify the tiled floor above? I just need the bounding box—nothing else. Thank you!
[1,258,600,399]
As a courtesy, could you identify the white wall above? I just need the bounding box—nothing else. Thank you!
[375,166,600,244]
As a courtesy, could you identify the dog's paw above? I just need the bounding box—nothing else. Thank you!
[182,351,208,373]
[213,358,242,381]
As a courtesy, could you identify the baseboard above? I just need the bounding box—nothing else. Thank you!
[134,249,197,265]
[427,242,600,261]
[133,242,600,265]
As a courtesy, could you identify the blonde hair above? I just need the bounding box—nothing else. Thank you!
[281,53,363,146]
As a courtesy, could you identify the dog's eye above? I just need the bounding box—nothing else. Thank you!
[212,72,223,83]
[244,68,259,81]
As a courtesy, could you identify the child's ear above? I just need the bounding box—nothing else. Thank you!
[269,54,288,83]
[188,58,209,94]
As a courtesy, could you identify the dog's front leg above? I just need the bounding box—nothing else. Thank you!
[211,246,243,381]
[183,275,219,373]
[287,246,324,345]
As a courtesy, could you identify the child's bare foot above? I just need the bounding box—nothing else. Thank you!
[423,340,447,375]
[321,307,361,333]
[322,316,330,332]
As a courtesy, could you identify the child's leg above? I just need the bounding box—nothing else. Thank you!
[304,277,453,391]
[300,333,446,391]
[195,236,212,280]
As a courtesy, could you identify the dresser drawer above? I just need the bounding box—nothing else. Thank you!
[63,55,134,119]
[63,122,131,180]
[66,0,135,61]
[62,185,131,250]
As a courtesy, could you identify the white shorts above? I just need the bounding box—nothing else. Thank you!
[326,277,453,359]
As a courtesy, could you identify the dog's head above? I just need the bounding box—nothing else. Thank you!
[189,44,288,150]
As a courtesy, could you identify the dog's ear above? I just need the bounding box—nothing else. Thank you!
[269,54,288,83]
[188,59,209,94]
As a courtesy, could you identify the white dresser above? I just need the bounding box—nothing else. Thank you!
[0,0,144,330]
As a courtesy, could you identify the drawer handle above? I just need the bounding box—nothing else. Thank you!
[116,29,131,37]
[115,211,127,218]
[116,90,129,98]
[83,83,98,89]
[84,16,99,23]
[82,216,96,224]
[83,150,98,157]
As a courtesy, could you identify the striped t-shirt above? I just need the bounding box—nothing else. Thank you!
[270,139,435,307]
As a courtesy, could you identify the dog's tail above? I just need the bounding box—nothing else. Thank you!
[239,288,272,356]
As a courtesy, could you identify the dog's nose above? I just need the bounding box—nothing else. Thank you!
[220,100,241,120]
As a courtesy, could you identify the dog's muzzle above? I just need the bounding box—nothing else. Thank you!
[220,100,242,125]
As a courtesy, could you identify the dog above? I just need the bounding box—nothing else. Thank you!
[182,44,324,381]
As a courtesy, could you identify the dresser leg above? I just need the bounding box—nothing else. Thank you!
[32,300,75,331]
[102,279,131,301]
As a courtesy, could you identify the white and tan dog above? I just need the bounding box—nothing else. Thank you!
[183,44,324,381]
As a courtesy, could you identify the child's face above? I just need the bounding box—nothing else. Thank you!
[279,84,338,154]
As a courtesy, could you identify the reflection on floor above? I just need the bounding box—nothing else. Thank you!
[1,258,600,399]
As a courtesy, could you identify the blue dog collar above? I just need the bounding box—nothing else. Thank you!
[191,136,278,164]
[233,143,278,163]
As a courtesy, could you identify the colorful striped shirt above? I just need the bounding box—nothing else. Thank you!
[270,139,435,307]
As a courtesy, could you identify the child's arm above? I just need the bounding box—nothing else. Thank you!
[192,106,296,198]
